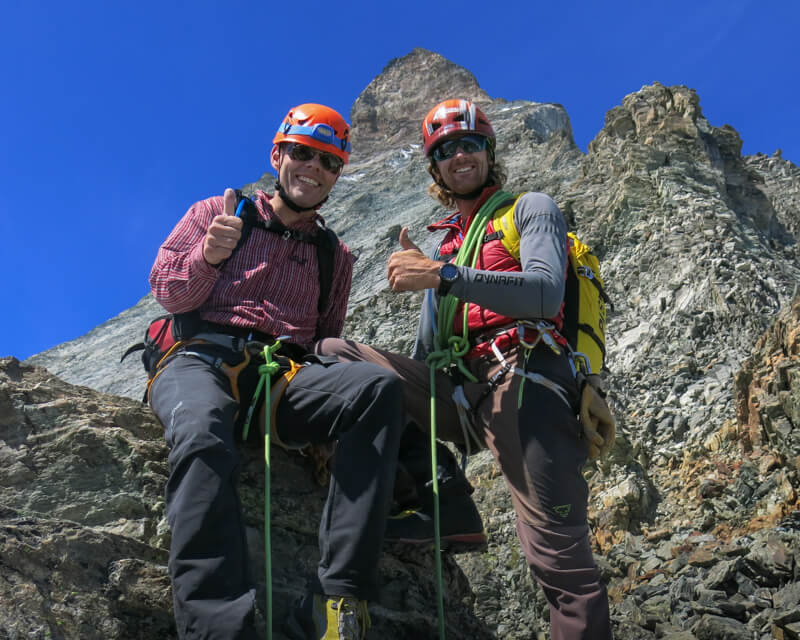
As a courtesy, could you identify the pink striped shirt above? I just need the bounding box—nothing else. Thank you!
[150,190,353,348]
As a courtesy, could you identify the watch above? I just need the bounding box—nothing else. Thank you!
[438,262,460,296]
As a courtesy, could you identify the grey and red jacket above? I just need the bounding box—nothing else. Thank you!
[412,187,569,362]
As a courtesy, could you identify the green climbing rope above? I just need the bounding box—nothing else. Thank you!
[436,189,514,351]
[424,190,513,640]
[241,340,284,640]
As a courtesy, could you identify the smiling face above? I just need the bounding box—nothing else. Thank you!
[433,137,490,198]
[270,143,340,211]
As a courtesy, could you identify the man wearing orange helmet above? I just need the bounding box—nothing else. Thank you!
[148,104,401,640]
[317,99,613,639]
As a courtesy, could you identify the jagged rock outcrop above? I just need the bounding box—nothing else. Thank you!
[349,47,491,155]
[735,295,800,457]
[595,291,800,640]
[745,151,800,256]
[14,49,800,639]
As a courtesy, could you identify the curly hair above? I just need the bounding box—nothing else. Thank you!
[426,145,507,209]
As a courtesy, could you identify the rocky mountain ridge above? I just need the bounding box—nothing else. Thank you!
[11,48,800,639]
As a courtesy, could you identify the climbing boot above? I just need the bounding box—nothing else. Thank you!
[284,593,371,640]
[387,434,487,551]
[385,491,487,551]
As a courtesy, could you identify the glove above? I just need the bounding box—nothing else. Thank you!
[579,377,616,459]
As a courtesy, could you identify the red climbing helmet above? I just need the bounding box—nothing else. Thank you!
[273,103,351,163]
[422,99,495,157]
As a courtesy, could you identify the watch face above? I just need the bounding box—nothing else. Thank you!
[441,263,459,282]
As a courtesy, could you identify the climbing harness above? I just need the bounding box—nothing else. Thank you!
[491,322,571,410]
[241,337,287,640]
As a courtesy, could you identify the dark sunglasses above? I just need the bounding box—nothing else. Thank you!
[432,134,488,161]
[285,142,344,173]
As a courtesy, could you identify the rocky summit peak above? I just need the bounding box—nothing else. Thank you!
[349,47,491,156]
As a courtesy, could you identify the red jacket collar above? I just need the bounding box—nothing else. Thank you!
[427,185,502,233]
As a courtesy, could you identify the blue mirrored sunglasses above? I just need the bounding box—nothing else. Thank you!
[432,134,488,161]
[285,142,344,173]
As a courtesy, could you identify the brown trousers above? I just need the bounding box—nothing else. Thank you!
[315,337,612,640]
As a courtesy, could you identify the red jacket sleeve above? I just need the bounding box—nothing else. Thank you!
[149,196,223,313]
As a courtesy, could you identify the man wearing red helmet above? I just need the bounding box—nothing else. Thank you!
[317,99,614,639]
[148,104,400,640]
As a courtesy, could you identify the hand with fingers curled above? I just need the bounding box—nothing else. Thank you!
[202,188,245,266]
[387,226,442,292]
[579,374,616,460]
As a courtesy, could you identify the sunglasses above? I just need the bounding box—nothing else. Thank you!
[432,134,488,161]
[285,142,344,173]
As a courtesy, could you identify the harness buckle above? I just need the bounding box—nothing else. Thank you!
[518,326,542,349]
[451,384,482,458]
[570,351,592,376]
[517,320,561,355]
[577,265,595,280]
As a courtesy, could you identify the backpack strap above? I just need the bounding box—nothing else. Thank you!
[577,265,613,308]
[313,227,337,319]
[233,190,338,321]
[563,239,605,358]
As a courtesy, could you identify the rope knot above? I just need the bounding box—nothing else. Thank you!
[258,361,281,377]
[425,337,477,383]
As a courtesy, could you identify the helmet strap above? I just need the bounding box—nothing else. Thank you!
[273,148,328,213]
[274,181,328,212]
[453,185,486,201]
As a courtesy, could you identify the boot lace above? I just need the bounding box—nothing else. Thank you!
[332,597,370,639]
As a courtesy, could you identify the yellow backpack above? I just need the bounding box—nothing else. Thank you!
[493,195,612,373]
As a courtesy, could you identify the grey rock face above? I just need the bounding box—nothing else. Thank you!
[745,150,800,257]
[25,293,164,401]
[11,49,800,639]
[0,357,172,639]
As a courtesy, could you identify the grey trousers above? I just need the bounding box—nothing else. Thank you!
[150,350,403,639]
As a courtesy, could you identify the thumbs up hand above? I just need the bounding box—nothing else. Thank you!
[387,226,442,292]
[203,188,245,265]
[398,227,422,252]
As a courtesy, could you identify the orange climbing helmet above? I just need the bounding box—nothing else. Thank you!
[273,103,351,163]
[422,99,495,157]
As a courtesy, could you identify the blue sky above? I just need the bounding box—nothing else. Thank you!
[2,0,797,360]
